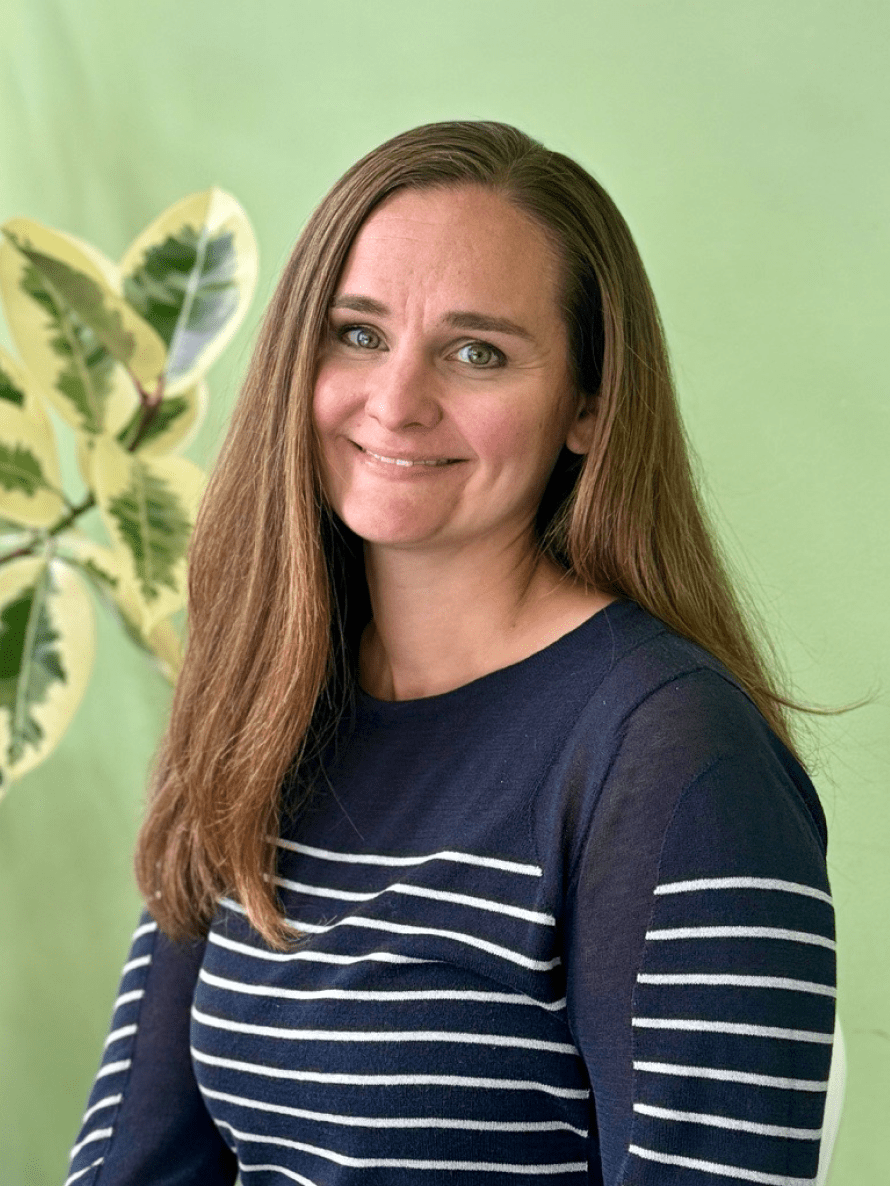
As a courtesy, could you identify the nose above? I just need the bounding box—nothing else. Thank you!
[363,347,442,431]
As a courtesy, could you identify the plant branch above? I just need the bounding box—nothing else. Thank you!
[0,492,96,565]
[126,374,166,451]
[0,375,165,566]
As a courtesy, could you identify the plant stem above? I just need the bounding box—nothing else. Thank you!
[0,373,165,567]
[126,377,165,451]
[0,493,96,565]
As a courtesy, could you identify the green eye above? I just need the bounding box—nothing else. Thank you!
[332,325,505,368]
[340,326,380,349]
[456,342,505,368]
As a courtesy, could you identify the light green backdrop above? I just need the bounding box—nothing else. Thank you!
[1,2,887,1183]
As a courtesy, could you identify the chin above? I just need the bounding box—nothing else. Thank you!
[336,512,442,549]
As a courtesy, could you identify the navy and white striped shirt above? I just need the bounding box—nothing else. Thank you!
[66,599,836,1185]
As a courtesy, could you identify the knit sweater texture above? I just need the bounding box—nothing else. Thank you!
[66,599,836,1185]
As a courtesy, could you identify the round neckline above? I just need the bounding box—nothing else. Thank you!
[354,597,635,717]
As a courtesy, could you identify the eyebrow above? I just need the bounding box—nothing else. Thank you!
[328,294,537,344]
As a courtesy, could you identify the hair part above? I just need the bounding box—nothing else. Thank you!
[136,120,805,947]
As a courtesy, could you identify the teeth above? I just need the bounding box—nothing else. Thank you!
[363,447,450,467]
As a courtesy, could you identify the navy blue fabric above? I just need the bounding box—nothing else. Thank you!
[64,921,236,1185]
[66,600,835,1185]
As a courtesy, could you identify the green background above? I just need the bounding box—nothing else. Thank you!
[1,1,887,1182]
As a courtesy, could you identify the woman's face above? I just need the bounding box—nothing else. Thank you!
[312,184,593,560]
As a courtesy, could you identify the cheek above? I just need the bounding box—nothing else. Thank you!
[470,410,561,484]
[465,412,523,463]
[311,372,349,437]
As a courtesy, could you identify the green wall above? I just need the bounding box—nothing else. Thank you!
[1,2,887,1182]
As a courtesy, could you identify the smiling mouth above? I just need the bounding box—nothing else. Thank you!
[356,444,459,467]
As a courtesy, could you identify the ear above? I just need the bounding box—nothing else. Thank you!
[564,392,597,456]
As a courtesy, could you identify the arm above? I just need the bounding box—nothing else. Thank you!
[565,670,836,1185]
[65,910,238,1186]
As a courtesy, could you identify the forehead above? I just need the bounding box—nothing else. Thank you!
[336,186,565,322]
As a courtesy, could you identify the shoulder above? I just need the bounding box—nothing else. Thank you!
[577,599,795,773]
[539,600,828,874]
[557,598,765,757]
[589,598,747,709]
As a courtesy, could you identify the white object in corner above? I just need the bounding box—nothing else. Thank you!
[815,1018,846,1186]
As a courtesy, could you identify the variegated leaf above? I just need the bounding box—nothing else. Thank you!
[60,533,182,682]
[0,517,29,536]
[121,188,258,394]
[0,347,60,448]
[114,378,208,457]
[0,357,27,408]
[91,434,204,631]
[143,618,183,683]
[76,436,96,493]
[1,346,44,414]
[0,399,66,528]
[0,554,94,788]
[0,237,147,435]
[0,522,33,555]
[1,219,167,390]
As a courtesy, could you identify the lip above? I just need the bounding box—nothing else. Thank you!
[352,441,462,467]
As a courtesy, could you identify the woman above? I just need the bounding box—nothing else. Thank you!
[66,121,836,1185]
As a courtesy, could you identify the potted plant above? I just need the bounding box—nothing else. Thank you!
[0,188,258,790]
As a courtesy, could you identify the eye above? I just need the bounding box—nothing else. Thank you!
[337,324,381,350]
[454,341,506,369]
[330,324,505,369]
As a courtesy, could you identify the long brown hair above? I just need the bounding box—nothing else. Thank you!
[136,120,806,947]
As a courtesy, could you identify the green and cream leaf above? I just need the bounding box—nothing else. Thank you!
[0,555,94,788]
[1,219,167,390]
[115,379,208,457]
[1,346,45,414]
[91,434,204,630]
[142,617,183,683]
[0,363,26,407]
[121,188,258,394]
[0,399,66,527]
[0,237,144,435]
[60,532,181,681]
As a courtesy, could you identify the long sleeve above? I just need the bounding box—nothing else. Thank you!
[65,910,238,1186]
[564,668,836,1185]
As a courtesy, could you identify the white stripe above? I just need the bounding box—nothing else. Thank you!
[636,973,836,997]
[69,1127,113,1161]
[655,877,832,906]
[220,898,560,970]
[632,1017,834,1043]
[209,930,430,966]
[131,920,158,940]
[103,1024,138,1049]
[121,954,152,975]
[81,1093,122,1125]
[274,875,555,925]
[202,1085,588,1136]
[216,1117,585,1173]
[199,968,566,1011]
[191,1005,576,1053]
[633,1102,821,1140]
[326,915,560,971]
[645,926,835,950]
[390,881,554,923]
[95,1058,132,1080]
[629,1144,815,1185]
[219,898,338,935]
[112,989,145,1011]
[633,1060,828,1091]
[191,1046,590,1099]
[239,1163,319,1186]
[64,1159,104,1186]
[274,838,542,877]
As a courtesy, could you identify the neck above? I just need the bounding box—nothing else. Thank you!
[358,535,613,701]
